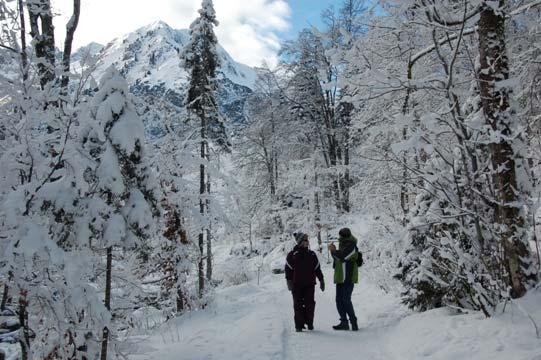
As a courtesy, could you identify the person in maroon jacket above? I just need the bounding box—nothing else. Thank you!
[285,233,325,332]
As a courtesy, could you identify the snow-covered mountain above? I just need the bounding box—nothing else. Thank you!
[75,21,257,137]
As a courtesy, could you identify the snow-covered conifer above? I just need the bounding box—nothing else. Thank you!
[79,65,159,359]
[183,0,222,295]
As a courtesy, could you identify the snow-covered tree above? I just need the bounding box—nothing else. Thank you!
[0,3,114,358]
[337,0,539,314]
[476,0,536,298]
[183,0,222,296]
[79,66,159,359]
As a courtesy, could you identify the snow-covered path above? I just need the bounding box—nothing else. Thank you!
[129,266,403,360]
[128,263,541,360]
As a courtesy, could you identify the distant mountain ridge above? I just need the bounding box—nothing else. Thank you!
[74,21,257,137]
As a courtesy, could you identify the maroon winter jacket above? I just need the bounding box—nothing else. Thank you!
[285,245,324,287]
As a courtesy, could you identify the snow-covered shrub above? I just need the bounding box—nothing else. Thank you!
[126,306,166,331]
[396,189,503,316]
[220,258,252,286]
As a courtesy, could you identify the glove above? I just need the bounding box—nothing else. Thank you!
[327,243,336,252]
[287,280,293,291]
[320,281,325,292]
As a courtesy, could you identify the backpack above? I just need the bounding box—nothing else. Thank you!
[355,246,364,267]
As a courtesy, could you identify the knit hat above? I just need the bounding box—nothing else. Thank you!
[294,232,308,244]
[338,227,351,238]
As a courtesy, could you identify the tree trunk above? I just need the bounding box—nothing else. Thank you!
[100,246,112,360]
[206,227,212,281]
[177,220,188,313]
[27,0,56,89]
[400,61,414,225]
[205,123,212,282]
[270,111,277,197]
[315,191,322,253]
[176,287,184,313]
[314,155,323,253]
[198,231,205,298]
[268,158,276,197]
[477,0,535,298]
[18,290,29,360]
[61,0,81,94]
[0,284,8,311]
[329,137,342,212]
[198,114,207,297]
[339,102,353,213]
[248,222,253,253]
[17,0,28,82]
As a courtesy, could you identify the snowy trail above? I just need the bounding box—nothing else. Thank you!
[129,265,407,360]
[129,263,541,360]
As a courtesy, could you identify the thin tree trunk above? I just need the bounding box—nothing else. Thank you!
[206,141,212,280]
[268,157,276,197]
[61,0,81,94]
[270,111,277,197]
[17,0,28,82]
[314,154,323,253]
[198,231,204,298]
[205,126,212,282]
[341,128,351,213]
[206,227,212,281]
[315,190,322,253]
[176,287,184,313]
[339,102,353,213]
[249,222,253,253]
[27,0,56,89]
[18,290,29,360]
[177,221,188,312]
[318,81,341,212]
[1,284,8,311]
[100,246,112,360]
[329,140,341,212]
[400,60,414,225]
[477,0,534,298]
[198,114,207,297]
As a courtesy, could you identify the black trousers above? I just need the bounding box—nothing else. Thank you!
[292,285,315,329]
[336,282,356,322]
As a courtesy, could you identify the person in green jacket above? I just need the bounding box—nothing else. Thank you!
[328,227,359,331]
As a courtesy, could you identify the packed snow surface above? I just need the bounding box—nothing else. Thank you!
[128,253,541,360]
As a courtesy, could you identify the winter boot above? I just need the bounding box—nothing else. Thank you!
[351,319,358,331]
[295,327,303,332]
[332,321,349,330]
[307,322,314,330]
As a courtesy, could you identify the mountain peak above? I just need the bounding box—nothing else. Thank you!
[141,20,173,32]
[72,42,104,62]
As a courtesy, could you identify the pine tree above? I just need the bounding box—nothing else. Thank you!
[184,0,221,295]
[80,66,159,360]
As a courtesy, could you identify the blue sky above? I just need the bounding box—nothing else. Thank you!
[285,0,338,39]
[52,0,348,67]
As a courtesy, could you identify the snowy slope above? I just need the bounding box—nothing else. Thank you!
[70,21,256,137]
[78,21,256,90]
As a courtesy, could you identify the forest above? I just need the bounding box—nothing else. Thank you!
[0,0,540,359]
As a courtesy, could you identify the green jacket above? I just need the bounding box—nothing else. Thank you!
[331,235,359,284]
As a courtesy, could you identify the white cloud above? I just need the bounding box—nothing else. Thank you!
[51,0,291,67]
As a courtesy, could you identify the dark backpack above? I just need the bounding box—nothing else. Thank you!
[355,246,364,267]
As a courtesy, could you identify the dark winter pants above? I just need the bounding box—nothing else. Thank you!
[292,285,315,329]
[336,282,356,323]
